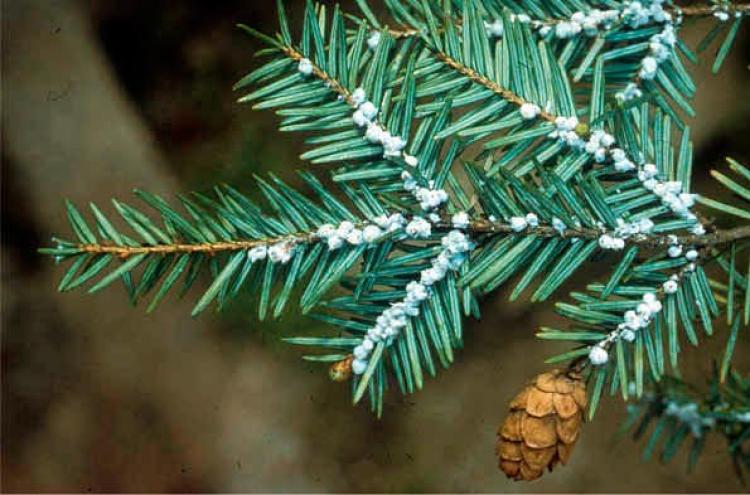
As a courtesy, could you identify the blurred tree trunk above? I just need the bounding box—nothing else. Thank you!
[3,0,219,490]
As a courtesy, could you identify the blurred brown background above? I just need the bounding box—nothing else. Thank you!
[3,0,750,492]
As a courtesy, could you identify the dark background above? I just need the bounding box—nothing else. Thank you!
[4,0,750,491]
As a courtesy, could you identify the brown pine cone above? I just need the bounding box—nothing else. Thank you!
[329,355,354,382]
[496,369,587,481]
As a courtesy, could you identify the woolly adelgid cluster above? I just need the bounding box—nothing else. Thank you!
[663,401,717,437]
[351,229,473,374]
[41,0,750,479]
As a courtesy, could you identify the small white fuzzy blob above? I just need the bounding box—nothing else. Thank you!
[515,13,531,23]
[525,213,539,228]
[484,19,504,38]
[663,279,679,294]
[367,31,381,50]
[405,217,432,238]
[406,281,429,302]
[365,124,390,144]
[714,10,730,21]
[616,82,643,102]
[555,21,574,38]
[638,218,655,233]
[679,193,696,208]
[691,224,706,235]
[452,211,470,229]
[665,181,683,194]
[362,225,383,243]
[402,176,417,192]
[365,123,386,143]
[621,329,636,342]
[441,230,472,254]
[360,101,378,120]
[519,102,541,120]
[414,187,448,211]
[353,345,368,360]
[351,87,366,106]
[326,235,344,251]
[552,217,567,234]
[383,135,407,156]
[639,56,658,79]
[268,242,293,264]
[667,244,683,258]
[346,229,363,245]
[647,299,663,314]
[352,110,369,128]
[404,154,418,167]
[247,245,267,262]
[352,359,367,375]
[589,345,609,365]
[685,249,698,261]
[337,221,354,235]
[297,58,313,75]
[317,223,336,237]
[509,216,528,232]
[598,234,612,249]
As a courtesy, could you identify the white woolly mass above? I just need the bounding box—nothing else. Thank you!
[360,101,378,120]
[510,13,532,23]
[714,10,730,22]
[616,82,643,103]
[509,216,528,232]
[622,0,672,28]
[367,31,381,50]
[588,345,609,365]
[667,244,683,258]
[375,213,406,232]
[525,213,539,228]
[247,245,268,262]
[405,217,432,239]
[414,185,449,211]
[598,234,625,250]
[663,278,679,294]
[590,289,669,360]
[352,110,369,128]
[344,88,450,209]
[452,211,470,229]
[268,242,294,264]
[404,154,419,167]
[362,224,383,243]
[543,104,705,234]
[613,1,677,99]
[552,217,567,234]
[664,401,716,438]
[639,56,658,80]
[484,19,504,38]
[548,8,619,39]
[519,102,541,120]
[316,216,407,252]
[598,217,654,251]
[352,230,473,373]
[351,87,367,106]
[297,58,313,76]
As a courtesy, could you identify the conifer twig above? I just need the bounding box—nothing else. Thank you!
[67,220,750,258]
[384,1,750,39]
